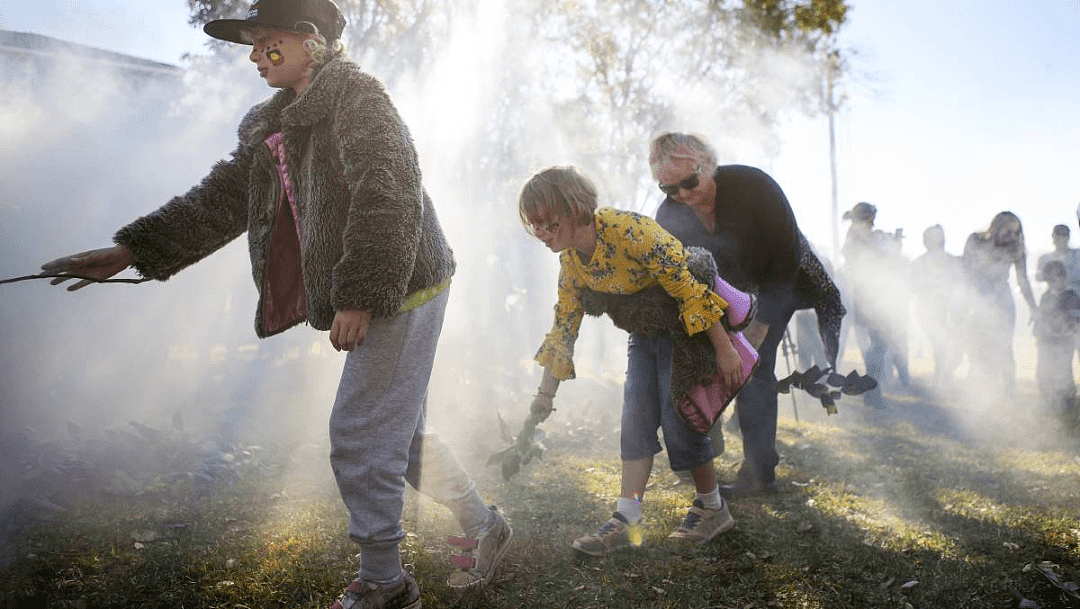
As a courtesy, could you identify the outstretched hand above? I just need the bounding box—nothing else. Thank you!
[40,245,133,291]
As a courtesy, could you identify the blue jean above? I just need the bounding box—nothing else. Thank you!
[861,325,886,409]
[621,333,714,472]
[733,294,797,485]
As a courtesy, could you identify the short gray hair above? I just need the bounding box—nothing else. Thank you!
[648,132,717,179]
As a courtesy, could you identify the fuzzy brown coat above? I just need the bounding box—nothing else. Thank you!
[579,246,721,408]
[114,57,455,337]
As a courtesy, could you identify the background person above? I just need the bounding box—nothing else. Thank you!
[840,202,902,409]
[1035,224,1080,291]
[1033,260,1080,428]
[960,211,1037,404]
[910,224,963,390]
[40,2,510,606]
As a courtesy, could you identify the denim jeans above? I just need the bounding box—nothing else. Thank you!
[861,325,886,409]
[733,295,797,485]
[621,332,714,472]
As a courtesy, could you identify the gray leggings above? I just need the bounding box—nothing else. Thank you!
[329,288,484,554]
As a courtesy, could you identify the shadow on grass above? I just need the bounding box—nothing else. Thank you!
[2,386,1079,609]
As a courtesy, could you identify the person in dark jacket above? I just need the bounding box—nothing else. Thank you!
[841,202,902,409]
[1033,260,1080,426]
[39,1,509,606]
[649,132,802,499]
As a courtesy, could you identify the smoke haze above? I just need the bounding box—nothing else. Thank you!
[1,3,1074,546]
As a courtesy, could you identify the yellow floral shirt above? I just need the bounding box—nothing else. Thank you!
[536,207,729,380]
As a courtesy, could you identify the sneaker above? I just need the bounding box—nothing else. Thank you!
[668,499,734,545]
[446,505,513,589]
[329,572,420,609]
[571,512,634,556]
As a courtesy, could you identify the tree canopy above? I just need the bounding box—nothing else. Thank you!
[186,0,850,208]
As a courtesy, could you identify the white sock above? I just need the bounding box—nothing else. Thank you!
[616,496,642,524]
[455,492,492,538]
[696,487,723,511]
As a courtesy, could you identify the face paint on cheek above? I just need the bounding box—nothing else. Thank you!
[266,49,285,66]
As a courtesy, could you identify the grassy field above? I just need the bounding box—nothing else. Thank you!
[1,376,1079,609]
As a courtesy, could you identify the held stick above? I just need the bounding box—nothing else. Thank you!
[0,272,150,286]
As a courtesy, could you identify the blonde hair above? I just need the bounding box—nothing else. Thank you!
[986,210,1026,255]
[518,166,598,232]
[648,132,717,179]
[302,34,345,66]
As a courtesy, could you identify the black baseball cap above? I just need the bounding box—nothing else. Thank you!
[843,202,877,222]
[204,0,346,44]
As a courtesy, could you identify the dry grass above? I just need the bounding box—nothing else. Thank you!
[2,380,1079,609]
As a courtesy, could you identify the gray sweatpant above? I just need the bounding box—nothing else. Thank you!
[329,288,488,580]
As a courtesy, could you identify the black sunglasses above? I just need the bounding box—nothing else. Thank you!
[658,171,700,197]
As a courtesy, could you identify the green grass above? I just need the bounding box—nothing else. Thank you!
[2,394,1079,609]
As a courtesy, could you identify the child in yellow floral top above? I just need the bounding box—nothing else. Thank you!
[519,166,742,554]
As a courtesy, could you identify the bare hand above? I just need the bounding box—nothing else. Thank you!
[716,344,743,387]
[330,308,371,352]
[530,392,555,422]
[41,245,132,291]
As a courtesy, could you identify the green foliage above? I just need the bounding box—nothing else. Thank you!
[181,0,851,210]
[740,0,850,41]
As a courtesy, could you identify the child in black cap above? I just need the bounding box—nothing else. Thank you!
[41,1,511,607]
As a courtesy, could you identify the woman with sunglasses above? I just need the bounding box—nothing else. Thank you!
[650,132,802,500]
[519,166,750,555]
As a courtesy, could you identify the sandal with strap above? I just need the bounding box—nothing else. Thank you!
[329,572,420,609]
[446,505,513,589]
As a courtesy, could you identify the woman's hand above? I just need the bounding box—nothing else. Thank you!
[330,308,372,352]
[41,245,133,291]
[716,343,743,387]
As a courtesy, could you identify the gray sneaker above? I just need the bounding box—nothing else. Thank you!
[447,505,513,589]
[668,499,734,545]
[571,512,634,556]
[329,571,420,609]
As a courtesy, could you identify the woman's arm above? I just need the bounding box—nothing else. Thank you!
[1015,256,1037,313]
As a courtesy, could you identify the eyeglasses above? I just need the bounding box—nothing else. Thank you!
[658,170,701,197]
[531,220,560,237]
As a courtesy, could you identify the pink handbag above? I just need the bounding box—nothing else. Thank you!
[677,276,760,435]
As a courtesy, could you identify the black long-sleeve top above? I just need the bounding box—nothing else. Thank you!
[655,164,801,327]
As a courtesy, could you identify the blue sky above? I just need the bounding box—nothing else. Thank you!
[4,0,1078,261]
